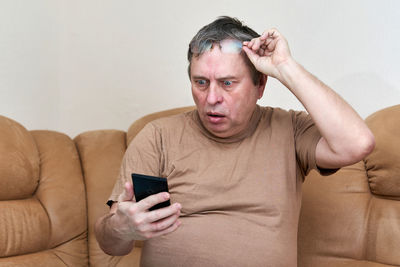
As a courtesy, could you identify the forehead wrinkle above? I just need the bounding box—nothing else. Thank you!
[192,48,247,81]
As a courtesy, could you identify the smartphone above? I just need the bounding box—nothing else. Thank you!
[131,173,170,211]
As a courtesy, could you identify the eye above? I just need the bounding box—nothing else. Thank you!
[195,79,209,88]
[223,80,233,86]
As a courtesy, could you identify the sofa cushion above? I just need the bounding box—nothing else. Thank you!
[365,105,400,198]
[0,116,39,200]
[0,116,88,266]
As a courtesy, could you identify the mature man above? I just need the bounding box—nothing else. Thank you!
[95,16,375,266]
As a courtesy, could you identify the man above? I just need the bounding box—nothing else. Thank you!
[95,16,375,266]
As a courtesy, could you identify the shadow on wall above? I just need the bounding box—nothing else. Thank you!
[332,73,400,118]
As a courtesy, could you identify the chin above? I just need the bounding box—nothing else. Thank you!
[208,127,232,138]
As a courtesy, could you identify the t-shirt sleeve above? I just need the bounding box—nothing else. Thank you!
[107,122,164,204]
[292,111,339,177]
[291,110,323,177]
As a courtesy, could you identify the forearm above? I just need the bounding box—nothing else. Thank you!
[95,212,135,256]
[277,58,361,134]
[277,58,375,165]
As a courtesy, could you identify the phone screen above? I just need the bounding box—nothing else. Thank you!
[131,173,171,211]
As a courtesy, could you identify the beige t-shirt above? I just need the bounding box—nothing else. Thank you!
[109,105,322,267]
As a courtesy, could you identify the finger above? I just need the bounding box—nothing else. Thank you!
[149,209,181,232]
[242,46,259,65]
[136,192,171,211]
[145,202,182,223]
[245,39,253,48]
[260,28,280,46]
[260,31,269,41]
[266,38,279,52]
[251,38,264,51]
[264,28,279,38]
[247,37,258,48]
[149,219,182,239]
[134,207,181,237]
[252,36,268,51]
[134,210,179,234]
[118,182,134,202]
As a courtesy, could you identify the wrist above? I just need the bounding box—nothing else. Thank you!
[97,212,135,255]
[275,57,304,89]
[107,212,131,241]
[276,56,297,75]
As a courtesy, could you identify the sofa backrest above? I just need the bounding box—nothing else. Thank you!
[0,116,88,266]
[299,105,400,266]
[75,129,142,267]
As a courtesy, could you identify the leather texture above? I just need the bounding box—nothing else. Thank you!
[75,129,143,267]
[0,116,88,266]
[299,105,400,267]
[0,104,398,266]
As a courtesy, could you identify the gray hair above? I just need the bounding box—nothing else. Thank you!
[187,16,262,84]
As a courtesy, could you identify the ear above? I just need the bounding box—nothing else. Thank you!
[256,74,267,99]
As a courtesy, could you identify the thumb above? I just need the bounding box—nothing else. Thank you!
[242,46,260,67]
[118,182,134,202]
[243,45,273,77]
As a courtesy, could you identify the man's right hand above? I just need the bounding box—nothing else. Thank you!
[109,182,182,242]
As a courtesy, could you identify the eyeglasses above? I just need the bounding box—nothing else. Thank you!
[191,39,243,55]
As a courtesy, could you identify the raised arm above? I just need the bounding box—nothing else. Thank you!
[243,29,375,169]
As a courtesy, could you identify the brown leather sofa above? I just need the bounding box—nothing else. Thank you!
[0,105,398,266]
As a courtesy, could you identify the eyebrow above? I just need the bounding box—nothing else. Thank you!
[191,75,238,80]
[216,76,237,80]
[191,75,208,80]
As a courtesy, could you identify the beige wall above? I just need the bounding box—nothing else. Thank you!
[1,0,399,137]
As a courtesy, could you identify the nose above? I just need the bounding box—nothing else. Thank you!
[206,83,223,105]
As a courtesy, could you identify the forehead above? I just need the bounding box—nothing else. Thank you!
[190,48,251,79]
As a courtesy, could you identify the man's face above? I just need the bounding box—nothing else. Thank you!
[190,46,266,138]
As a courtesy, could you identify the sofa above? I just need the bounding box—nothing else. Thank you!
[0,105,398,266]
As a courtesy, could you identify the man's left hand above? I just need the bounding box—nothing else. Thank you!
[243,28,292,80]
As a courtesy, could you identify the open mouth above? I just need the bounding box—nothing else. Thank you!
[207,112,225,118]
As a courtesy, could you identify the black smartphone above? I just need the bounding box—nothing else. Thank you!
[131,173,170,211]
